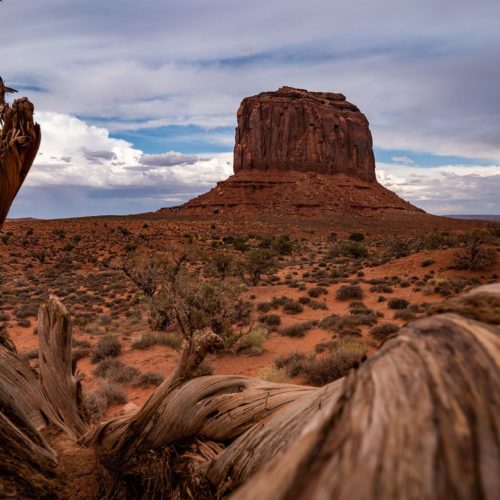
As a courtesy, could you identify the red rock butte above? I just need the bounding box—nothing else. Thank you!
[234,86,376,182]
[161,86,423,221]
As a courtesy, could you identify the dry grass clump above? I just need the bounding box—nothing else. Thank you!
[236,328,268,355]
[85,383,127,420]
[132,332,183,350]
[90,335,121,363]
[132,372,164,387]
[94,358,139,383]
[258,366,290,383]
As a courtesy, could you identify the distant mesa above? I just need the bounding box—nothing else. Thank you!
[160,86,420,220]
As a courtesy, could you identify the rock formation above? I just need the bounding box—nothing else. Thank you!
[234,86,376,182]
[160,86,420,220]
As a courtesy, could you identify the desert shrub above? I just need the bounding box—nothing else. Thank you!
[283,300,304,314]
[244,249,276,285]
[370,322,399,340]
[369,284,394,293]
[16,318,32,328]
[309,300,328,310]
[453,230,496,271]
[274,351,308,377]
[271,235,294,255]
[308,286,327,298]
[258,314,281,327]
[394,309,416,321]
[258,366,290,383]
[387,298,410,310]
[93,358,139,383]
[236,328,267,355]
[209,252,234,278]
[279,320,317,337]
[348,232,365,242]
[330,241,368,259]
[298,296,312,304]
[314,341,335,353]
[302,340,367,385]
[90,335,122,363]
[336,285,363,301]
[132,372,164,387]
[421,258,436,267]
[256,302,272,313]
[132,332,182,350]
[85,384,127,420]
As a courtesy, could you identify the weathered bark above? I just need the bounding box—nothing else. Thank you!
[0,95,41,226]
[0,296,88,497]
[38,295,88,439]
[231,288,500,500]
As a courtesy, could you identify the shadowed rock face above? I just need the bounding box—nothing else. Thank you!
[233,86,376,182]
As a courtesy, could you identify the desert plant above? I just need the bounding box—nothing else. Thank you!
[370,322,399,340]
[453,230,496,271]
[348,232,365,242]
[279,320,317,337]
[336,285,363,301]
[236,328,268,355]
[302,340,367,385]
[90,335,121,363]
[387,298,410,310]
[244,249,276,285]
[258,314,281,327]
[131,332,183,350]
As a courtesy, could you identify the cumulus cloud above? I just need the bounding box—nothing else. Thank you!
[377,162,500,214]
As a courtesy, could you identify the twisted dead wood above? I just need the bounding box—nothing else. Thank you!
[231,286,500,500]
[0,93,41,226]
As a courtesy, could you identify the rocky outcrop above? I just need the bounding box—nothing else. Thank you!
[233,86,376,182]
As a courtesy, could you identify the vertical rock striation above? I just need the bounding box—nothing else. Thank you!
[233,86,376,182]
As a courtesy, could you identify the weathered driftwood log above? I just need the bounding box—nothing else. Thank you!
[0,93,41,225]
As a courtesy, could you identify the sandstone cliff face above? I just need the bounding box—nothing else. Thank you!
[233,86,376,182]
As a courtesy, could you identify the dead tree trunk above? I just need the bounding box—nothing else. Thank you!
[0,96,41,225]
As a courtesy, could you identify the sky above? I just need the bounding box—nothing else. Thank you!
[1,0,499,218]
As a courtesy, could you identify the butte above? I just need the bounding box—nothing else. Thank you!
[156,86,465,233]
